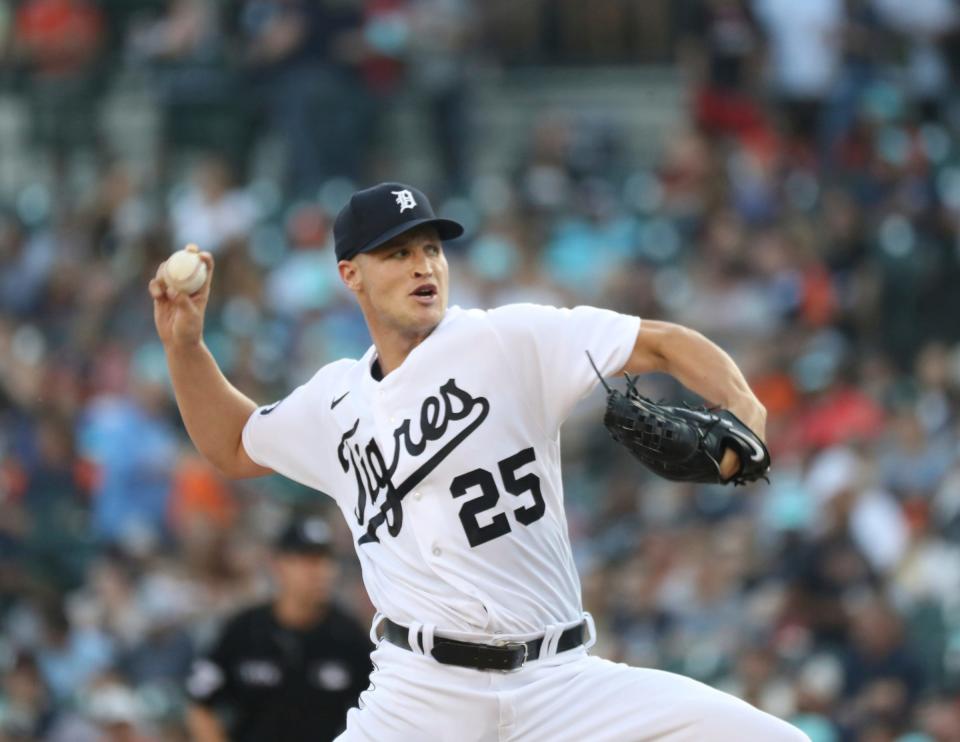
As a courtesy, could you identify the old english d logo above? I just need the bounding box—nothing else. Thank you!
[391,189,417,213]
[337,378,489,544]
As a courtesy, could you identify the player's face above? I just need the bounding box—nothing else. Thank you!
[340,226,449,338]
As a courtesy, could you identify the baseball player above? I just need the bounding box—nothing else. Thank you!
[149,183,809,741]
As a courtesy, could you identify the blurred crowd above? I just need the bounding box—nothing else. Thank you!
[0,0,480,199]
[2,0,960,740]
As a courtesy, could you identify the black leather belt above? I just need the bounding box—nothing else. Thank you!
[381,618,586,671]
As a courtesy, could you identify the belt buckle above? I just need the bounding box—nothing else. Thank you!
[492,639,528,672]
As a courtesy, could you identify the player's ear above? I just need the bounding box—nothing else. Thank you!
[338,259,361,292]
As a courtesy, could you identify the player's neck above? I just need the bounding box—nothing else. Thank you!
[374,341,417,377]
[369,322,440,377]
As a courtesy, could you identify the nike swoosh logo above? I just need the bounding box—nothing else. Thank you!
[260,401,282,416]
[720,419,767,462]
[330,391,349,410]
[681,409,767,463]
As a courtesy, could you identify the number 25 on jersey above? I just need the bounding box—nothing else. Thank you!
[451,447,545,547]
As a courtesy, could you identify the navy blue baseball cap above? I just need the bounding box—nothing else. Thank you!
[333,182,464,261]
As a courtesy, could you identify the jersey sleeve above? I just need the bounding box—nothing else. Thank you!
[241,363,345,494]
[487,303,640,435]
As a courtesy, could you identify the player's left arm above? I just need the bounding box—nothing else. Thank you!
[619,319,765,478]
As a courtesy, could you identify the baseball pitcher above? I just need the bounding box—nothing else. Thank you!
[150,183,809,741]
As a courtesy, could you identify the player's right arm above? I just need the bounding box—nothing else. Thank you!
[149,245,272,479]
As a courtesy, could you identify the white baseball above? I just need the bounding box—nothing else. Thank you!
[163,247,208,295]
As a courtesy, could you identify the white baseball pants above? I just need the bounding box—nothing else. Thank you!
[335,639,810,741]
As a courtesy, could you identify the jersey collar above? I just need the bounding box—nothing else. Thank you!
[363,306,462,388]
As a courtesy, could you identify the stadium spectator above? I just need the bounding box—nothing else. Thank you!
[126,0,242,180]
[81,680,160,742]
[16,409,91,591]
[76,354,179,548]
[11,0,106,180]
[237,0,370,195]
[403,0,477,192]
[0,652,55,740]
[35,600,114,703]
[871,0,959,122]
[679,0,766,143]
[752,0,847,156]
[169,156,258,254]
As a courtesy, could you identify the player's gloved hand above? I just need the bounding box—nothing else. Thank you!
[148,244,215,349]
[589,355,771,486]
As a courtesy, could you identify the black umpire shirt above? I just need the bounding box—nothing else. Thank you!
[186,603,373,742]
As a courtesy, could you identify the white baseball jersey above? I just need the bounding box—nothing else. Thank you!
[242,303,640,637]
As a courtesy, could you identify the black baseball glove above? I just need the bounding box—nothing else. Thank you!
[588,353,770,486]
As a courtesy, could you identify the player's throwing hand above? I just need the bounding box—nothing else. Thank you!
[148,244,215,349]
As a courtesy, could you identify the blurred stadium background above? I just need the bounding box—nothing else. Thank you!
[2,0,960,739]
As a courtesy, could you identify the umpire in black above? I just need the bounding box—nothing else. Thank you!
[185,517,372,741]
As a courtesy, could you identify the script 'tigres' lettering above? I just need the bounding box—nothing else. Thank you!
[337,378,489,545]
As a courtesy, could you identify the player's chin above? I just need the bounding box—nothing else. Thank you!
[405,296,445,328]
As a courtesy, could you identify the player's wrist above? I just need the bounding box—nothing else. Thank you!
[722,391,765,427]
[163,335,206,356]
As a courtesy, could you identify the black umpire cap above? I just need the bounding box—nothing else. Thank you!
[274,517,334,556]
[333,182,464,262]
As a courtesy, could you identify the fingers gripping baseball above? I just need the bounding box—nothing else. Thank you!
[149,244,215,348]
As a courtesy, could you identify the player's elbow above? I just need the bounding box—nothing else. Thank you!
[218,460,272,480]
[624,320,695,375]
[204,440,273,480]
